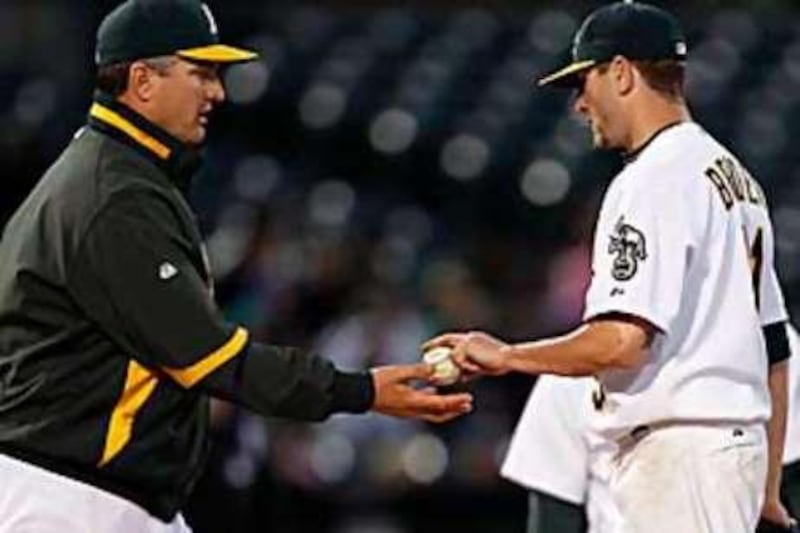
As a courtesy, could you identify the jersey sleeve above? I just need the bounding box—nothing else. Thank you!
[67,190,245,384]
[758,221,788,327]
[501,376,591,504]
[583,173,697,335]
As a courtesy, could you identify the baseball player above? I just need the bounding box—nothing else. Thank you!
[425,2,792,531]
[0,1,472,532]
[501,375,619,533]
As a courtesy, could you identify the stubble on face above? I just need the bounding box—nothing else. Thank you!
[589,118,609,148]
[576,70,618,150]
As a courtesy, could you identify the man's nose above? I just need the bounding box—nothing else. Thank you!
[572,92,587,114]
[208,75,225,104]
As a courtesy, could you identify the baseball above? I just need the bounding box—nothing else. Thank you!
[422,346,461,386]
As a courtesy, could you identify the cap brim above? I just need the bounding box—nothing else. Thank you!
[537,59,597,88]
[177,44,258,64]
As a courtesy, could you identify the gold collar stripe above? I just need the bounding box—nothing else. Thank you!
[90,103,171,160]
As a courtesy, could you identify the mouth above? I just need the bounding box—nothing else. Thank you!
[198,107,213,126]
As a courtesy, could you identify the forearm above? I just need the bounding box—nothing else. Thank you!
[503,319,649,377]
[765,360,789,503]
[199,342,374,421]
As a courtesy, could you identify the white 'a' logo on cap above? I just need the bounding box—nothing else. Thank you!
[201,3,219,36]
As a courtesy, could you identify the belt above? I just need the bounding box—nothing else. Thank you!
[616,420,751,451]
[616,423,658,452]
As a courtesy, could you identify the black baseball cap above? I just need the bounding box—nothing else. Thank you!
[95,0,258,67]
[538,2,687,88]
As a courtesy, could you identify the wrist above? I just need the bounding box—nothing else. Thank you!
[498,343,517,375]
[764,487,781,504]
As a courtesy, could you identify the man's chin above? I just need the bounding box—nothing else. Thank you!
[592,133,622,151]
[186,127,207,146]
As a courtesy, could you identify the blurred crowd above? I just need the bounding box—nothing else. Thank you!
[3,2,800,532]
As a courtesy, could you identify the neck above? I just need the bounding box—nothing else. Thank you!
[624,96,691,154]
[89,92,203,190]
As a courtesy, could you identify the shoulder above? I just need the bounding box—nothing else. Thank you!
[90,187,187,237]
[75,128,191,225]
[48,127,174,210]
[617,123,718,203]
[70,187,193,278]
[92,136,170,197]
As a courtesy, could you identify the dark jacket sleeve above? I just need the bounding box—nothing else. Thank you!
[205,343,374,420]
[67,189,373,420]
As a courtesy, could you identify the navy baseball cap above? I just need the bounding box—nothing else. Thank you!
[96,0,258,67]
[538,2,687,88]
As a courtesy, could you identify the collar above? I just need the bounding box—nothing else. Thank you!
[622,120,686,165]
[87,92,203,191]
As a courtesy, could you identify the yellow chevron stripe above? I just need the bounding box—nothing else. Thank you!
[98,360,159,467]
[163,327,249,388]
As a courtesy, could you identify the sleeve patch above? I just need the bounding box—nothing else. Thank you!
[608,216,648,282]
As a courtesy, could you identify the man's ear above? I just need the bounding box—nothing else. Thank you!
[611,56,635,96]
[126,62,157,102]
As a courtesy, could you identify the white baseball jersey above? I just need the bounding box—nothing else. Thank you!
[784,324,800,464]
[583,121,788,438]
[501,376,620,533]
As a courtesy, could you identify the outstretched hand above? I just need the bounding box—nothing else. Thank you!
[370,363,473,423]
[422,331,511,377]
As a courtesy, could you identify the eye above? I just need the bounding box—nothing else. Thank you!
[190,65,219,82]
[573,74,588,98]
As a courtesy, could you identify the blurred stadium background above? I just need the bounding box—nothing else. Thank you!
[3,1,800,531]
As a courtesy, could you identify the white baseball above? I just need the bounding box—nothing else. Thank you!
[422,346,461,386]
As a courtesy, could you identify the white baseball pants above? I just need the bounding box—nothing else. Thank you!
[610,422,767,533]
[0,453,192,533]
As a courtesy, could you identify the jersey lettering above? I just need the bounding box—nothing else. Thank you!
[705,166,733,210]
[704,156,765,211]
[744,226,764,312]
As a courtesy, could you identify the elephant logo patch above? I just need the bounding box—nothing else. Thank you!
[608,216,647,281]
